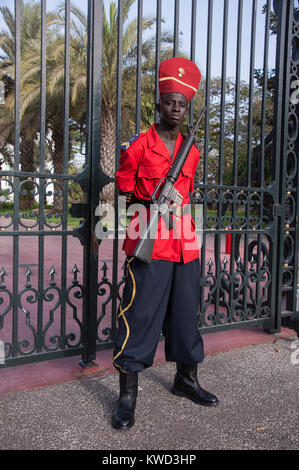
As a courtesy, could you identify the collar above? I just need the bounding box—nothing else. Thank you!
[146,123,184,163]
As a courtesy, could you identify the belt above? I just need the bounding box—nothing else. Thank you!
[134,199,191,217]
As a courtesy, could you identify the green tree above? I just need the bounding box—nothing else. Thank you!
[5,0,158,206]
[192,75,275,188]
[46,0,158,204]
[0,1,57,209]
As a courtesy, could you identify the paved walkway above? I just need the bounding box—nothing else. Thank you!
[0,336,298,451]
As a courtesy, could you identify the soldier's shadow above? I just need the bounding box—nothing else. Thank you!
[78,375,119,423]
[143,365,174,393]
[76,363,175,425]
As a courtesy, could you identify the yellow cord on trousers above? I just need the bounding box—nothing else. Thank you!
[113,257,136,373]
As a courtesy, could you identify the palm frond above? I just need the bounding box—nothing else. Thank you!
[71,74,87,105]
[19,81,42,120]
[47,65,65,96]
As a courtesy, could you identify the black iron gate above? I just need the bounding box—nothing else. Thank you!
[0,0,298,368]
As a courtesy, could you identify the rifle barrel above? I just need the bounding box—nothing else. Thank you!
[192,106,206,134]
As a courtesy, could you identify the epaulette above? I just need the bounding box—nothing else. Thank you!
[120,134,140,154]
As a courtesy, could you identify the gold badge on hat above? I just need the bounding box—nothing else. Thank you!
[178,67,185,78]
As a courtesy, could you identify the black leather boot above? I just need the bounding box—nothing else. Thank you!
[112,371,138,429]
[172,363,219,407]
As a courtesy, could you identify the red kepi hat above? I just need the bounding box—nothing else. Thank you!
[158,57,201,102]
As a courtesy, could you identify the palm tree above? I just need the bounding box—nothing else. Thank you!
[19,0,157,205]
[0,1,57,209]
[1,0,171,209]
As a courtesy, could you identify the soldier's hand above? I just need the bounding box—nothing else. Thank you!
[119,191,135,211]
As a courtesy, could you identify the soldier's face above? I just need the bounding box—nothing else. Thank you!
[159,93,188,127]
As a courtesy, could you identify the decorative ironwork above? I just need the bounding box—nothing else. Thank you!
[275,0,299,336]
[96,261,126,345]
[0,263,84,361]
[200,246,271,328]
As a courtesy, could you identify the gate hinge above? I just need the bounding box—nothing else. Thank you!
[273,204,282,217]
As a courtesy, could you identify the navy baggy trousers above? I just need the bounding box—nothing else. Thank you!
[113,256,204,373]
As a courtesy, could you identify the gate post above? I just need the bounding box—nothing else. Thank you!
[270,0,299,335]
[79,0,104,367]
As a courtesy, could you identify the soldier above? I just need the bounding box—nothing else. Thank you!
[112,57,219,430]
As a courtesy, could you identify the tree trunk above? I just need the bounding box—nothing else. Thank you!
[100,107,116,206]
[51,125,65,213]
[19,133,36,210]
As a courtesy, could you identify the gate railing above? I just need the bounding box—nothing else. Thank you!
[0,0,298,369]
[273,0,299,336]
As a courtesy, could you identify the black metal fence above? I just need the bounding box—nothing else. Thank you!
[0,0,298,368]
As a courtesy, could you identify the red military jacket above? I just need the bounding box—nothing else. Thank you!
[116,124,200,263]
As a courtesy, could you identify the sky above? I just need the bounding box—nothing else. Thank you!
[0,0,277,82]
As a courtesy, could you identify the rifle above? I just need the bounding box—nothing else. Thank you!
[133,106,206,264]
